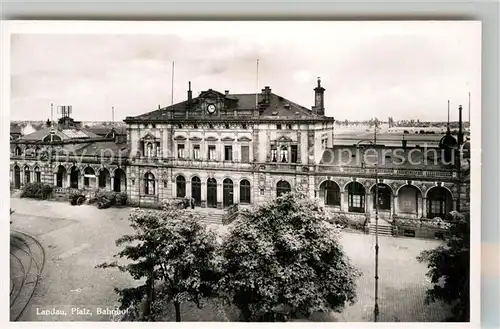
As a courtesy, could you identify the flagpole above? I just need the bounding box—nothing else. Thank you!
[468,92,471,129]
[255,59,259,108]
[171,61,175,106]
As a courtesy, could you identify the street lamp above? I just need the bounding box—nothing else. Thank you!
[356,123,380,322]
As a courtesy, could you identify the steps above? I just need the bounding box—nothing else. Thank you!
[368,218,393,236]
[186,208,224,225]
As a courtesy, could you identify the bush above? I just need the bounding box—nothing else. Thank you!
[96,190,116,209]
[20,182,53,200]
[69,191,86,205]
[115,192,128,206]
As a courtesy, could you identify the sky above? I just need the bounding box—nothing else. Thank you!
[9,21,481,122]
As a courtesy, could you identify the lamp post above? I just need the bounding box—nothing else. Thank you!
[356,122,380,322]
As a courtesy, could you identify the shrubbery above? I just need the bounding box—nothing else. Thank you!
[69,190,86,205]
[95,190,128,209]
[20,182,53,200]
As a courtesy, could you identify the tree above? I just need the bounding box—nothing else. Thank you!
[417,211,470,321]
[97,200,220,322]
[220,191,361,321]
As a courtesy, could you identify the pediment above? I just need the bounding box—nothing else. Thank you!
[199,89,225,99]
[174,135,187,141]
[277,135,293,143]
[189,136,203,142]
[221,136,235,142]
[237,136,252,142]
[205,136,219,142]
[142,132,156,140]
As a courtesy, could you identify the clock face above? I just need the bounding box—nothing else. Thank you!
[207,104,216,114]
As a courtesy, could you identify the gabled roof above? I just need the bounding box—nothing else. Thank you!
[16,126,99,142]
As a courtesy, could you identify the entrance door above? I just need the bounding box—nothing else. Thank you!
[223,178,234,207]
[191,177,201,206]
[114,175,121,192]
[14,166,21,189]
[207,178,217,208]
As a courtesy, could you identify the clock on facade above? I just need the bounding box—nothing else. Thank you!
[207,104,216,114]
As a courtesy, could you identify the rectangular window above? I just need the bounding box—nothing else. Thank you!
[241,145,249,162]
[271,148,277,162]
[193,145,200,160]
[291,145,298,163]
[224,145,233,161]
[36,172,41,183]
[208,145,216,160]
[84,177,90,187]
[177,144,185,158]
[276,124,282,130]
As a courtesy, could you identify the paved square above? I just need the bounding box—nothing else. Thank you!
[10,198,450,321]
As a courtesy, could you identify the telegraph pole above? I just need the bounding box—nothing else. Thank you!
[374,120,380,322]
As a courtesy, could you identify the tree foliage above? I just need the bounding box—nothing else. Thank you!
[220,191,361,321]
[417,211,470,321]
[97,200,220,321]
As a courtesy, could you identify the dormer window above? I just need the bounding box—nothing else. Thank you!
[287,124,293,129]
[242,124,247,129]
[225,123,230,130]
[193,124,198,129]
[209,124,214,129]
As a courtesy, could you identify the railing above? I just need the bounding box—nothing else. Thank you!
[168,159,254,170]
[11,153,128,165]
[314,165,456,179]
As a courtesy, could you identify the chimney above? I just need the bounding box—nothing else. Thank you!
[458,104,464,145]
[313,77,325,116]
[187,81,193,106]
[262,86,271,104]
[402,136,407,150]
[225,90,229,96]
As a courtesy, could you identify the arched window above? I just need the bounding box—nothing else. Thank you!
[14,165,21,189]
[35,147,41,157]
[24,165,30,184]
[223,178,234,207]
[427,186,453,219]
[347,182,365,213]
[176,175,186,198]
[145,172,155,195]
[240,179,251,204]
[70,166,80,189]
[319,180,340,206]
[84,167,95,188]
[276,180,291,197]
[98,169,110,188]
[15,146,22,156]
[371,183,392,210]
[34,166,41,183]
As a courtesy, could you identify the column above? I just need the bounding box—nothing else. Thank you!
[340,192,345,212]
[217,182,223,209]
[81,174,85,190]
[67,173,71,189]
[111,176,115,192]
[186,180,192,199]
[297,131,302,164]
[53,172,57,186]
[393,195,399,216]
[367,193,373,213]
[452,199,457,212]
[234,182,239,205]
[201,181,207,208]
[422,197,427,219]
